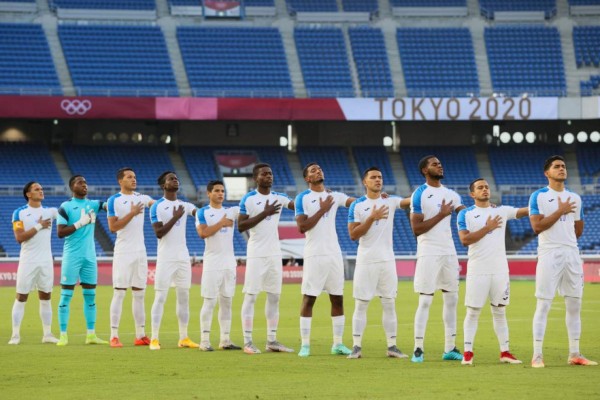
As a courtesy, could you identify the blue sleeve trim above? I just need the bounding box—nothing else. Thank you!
[239,190,256,215]
[197,206,208,225]
[294,190,310,216]
[411,184,427,214]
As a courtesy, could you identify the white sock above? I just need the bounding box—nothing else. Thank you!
[39,299,53,336]
[265,292,280,342]
[565,296,582,354]
[132,289,146,338]
[218,295,233,343]
[200,297,217,343]
[381,297,397,348]
[176,288,190,340]
[300,317,312,346]
[491,306,509,352]
[414,295,433,350]
[442,291,458,352]
[533,298,552,355]
[11,300,25,337]
[463,307,481,352]
[110,289,126,338]
[241,293,257,344]
[352,300,369,347]
[332,315,345,346]
[151,290,168,340]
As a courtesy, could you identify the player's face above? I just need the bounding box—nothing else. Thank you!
[255,167,273,189]
[424,158,444,180]
[363,170,383,193]
[163,173,179,192]
[71,177,88,197]
[207,184,225,205]
[120,170,137,191]
[470,180,491,201]
[27,183,44,202]
[545,160,567,182]
[305,164,324,185]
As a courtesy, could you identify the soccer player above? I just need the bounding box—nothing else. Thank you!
[238,163,294,355]
[529,155,597,368]
[9,182,59,345]
[56,175,107,346]
[107,167,154,348]
[347,167,410,359]
[295,162,354,358]
[148,171,198,350]
[457,178,527,365]
[410,155,465,362]
[196,180,241,351]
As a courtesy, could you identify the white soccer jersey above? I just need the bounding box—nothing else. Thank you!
[349,195,403,264]
[239,190,291,258]
[107,192,152,254]
[295,190,349,258]
[196,205,238,271]
[150,198,196,262]
[410,184,462,257]
[457,205,518,275]
[12,205,57,264]
[529,186,582,252]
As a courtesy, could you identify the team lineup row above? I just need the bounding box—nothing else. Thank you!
[8,155,597,367]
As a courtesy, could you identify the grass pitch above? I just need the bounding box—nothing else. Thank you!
[1,281,599,399]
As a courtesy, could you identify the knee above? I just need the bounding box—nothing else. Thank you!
[16,293,28,302]
[419,294,434,310]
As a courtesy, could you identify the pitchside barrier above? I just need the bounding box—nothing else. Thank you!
[0,255,598,287]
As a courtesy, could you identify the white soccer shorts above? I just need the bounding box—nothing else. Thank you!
[112,250,148,289]
[243,256,283,295]
[535,247,584,300]
[353,260,397,301]
[16,262,53,294]
[201,269,236,299]
[301,254,345,297]
[154,259,192,291]
[465,273,510,308]
[413,255,460,294]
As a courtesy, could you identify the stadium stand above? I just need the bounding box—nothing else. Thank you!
[286,0,338,13]
[0,23,62,96]
[577,145,600,184]
[177,27,293,98]
[352,146,397,187]
[396,28,479,97]
[294,27,355,98]
[348,27,394,98]
[479,0,557,19]
[0,142,63,186]
[391,0,466,5]
[49,0,156,10]
[574,26,600,67]
[179,147,221,190]
[488,145,562,186]
[59,25,177,97]
[62,145,174,187]
[485,26,566,97]
[255,147,296,188]
[297,147,356,187]
[502,194,534,240]
[400,146,480,188]
[342,0,378,12]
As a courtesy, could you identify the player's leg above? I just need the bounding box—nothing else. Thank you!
[131,252,150,345]
[37,262,57,343]
[218,269,240,350]
[109,253,128,347]
[349,261,375,359]
[264,256,292,353]
[412,256,439,362]
[439,256,461,360]
[150,261,174,349]
[9,262,34,344]
[378,261,405,359]
[81,259,106,344]
[199,270,219,350]
[489,273,521,364]
[327,255,350,355]
[462,274,488,365]
[532,251,560,367]
[298,256,322,356]
[298,295,316,357]
[241,257,262,353]
[57,256,79,346]
[174,261,197,348]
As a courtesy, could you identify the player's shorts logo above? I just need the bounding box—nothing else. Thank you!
[60,99,92,115]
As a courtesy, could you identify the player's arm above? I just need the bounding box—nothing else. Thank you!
[238,200,281,233]
[529,196,576,235]
[13,217,51,244]
[344,197,356,208]
[107,202,144,233]
[197,216,233,239]
[400,198,410,210]
[454,205,466,213]
[458,215,502,246]
[57,208,93,238]
[575,220,584,238]
[296,195,335,234]
[410,199,454,236]
[153,205,185,239]
[516,207,529,219]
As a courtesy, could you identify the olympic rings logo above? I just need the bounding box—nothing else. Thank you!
[60,99,92,115]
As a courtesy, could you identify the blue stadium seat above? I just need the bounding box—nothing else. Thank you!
[297,147,356,187]
[0,143,63,186]
[480,0,556,19]
[577,144,600,184]
[391,0,466,5]
[342,0,378,12]
[396,28,479,97]
[178,27,293,98]
[349,27,394,98]
[0,23,62,95]
[488,145,562,186]
[573,26,600,68]
[352,147,397,187]
[286,0,338,12]
[50,0,155,10]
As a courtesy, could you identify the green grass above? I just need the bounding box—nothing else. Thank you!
[1,281,599,399]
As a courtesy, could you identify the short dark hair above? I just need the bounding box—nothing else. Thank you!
[68,175,84,190]
[252,163,271,179]
[362,166,381,180]
[117,167,134,181]
[157,170,175,186]
[543,155,565,171]
[23,181,38,201]
[469,178,485,192]
[302,162,318,178]
[418,155,436,177]
[207,180,224,192]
